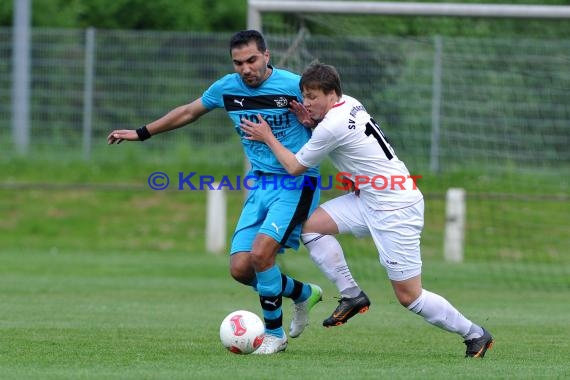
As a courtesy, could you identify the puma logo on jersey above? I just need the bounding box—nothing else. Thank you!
[271,222,283,233]
[234,98,245,107]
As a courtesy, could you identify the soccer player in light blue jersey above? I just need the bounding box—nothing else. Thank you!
[107,30,324,354]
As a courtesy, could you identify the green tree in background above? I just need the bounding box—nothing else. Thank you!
[3,0,570,36]
[1,0,569,37]
[0,0,246,31]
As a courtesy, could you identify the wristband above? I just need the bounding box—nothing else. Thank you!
[136,125,152,141]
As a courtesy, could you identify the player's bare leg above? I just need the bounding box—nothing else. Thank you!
[230,251,255,285]
[392,275,494,358]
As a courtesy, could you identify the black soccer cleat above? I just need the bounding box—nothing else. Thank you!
[464,328,494,358]
[323,291,371,327]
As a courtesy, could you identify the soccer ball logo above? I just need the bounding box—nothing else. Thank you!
[219,310,265,354]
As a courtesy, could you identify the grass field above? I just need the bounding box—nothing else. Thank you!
[1,250,569,379]
[1,157,569,379]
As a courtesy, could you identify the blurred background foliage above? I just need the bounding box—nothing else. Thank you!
[0,0,245,31]
[1,0,570,37]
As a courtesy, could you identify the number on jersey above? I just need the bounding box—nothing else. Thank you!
[364,118,394,160]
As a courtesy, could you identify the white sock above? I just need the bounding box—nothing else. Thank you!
[407,289,478,338]
[301,233,361,298]
[464,324,485,341]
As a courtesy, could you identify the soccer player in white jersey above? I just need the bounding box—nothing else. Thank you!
[240,61,494,358]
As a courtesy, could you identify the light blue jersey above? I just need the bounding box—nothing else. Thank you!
[201,66,319,177]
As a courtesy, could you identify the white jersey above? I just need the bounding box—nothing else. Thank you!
[296,95,422,209]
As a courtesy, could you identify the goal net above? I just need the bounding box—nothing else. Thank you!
[252,1,570,288]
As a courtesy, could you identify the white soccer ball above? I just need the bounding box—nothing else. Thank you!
[219,310,265,354]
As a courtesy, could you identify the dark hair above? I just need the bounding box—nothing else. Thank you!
[229,30,267,54]
[300,61,342,97]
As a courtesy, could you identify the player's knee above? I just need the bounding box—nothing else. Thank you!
[397,294,415,308]
[395,288,422,308]
[392,274,422,307]
[249,239,278,271]
[230,264,253,285]
[250,249,273,271]
[230,254,254,285]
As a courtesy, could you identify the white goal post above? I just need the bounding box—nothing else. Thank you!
[248,0,570,29]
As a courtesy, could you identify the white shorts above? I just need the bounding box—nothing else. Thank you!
[320,193,424,281]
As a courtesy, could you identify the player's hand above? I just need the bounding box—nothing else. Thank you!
[290,100,316,128]
[107,129,139,144]
[341,176,360,196]
[240,114,274,142]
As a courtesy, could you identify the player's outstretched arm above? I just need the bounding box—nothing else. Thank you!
[107,98,209,145]
[240,114,308,176]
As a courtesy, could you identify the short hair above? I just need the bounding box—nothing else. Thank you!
[229,30,267,54]
[300,61,342,97]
